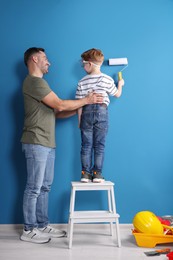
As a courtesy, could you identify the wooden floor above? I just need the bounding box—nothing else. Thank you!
[0,224,172,260]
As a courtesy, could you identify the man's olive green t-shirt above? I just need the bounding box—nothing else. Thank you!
[21,75,56,148]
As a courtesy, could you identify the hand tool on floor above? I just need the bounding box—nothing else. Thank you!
[144,248,171,256]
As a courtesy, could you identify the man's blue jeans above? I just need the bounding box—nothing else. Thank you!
[80,104,108,174]
[22,144,55,231]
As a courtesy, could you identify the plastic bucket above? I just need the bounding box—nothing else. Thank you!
[167,252,173,260]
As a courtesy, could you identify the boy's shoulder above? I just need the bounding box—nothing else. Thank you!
[78,73,100,84]
[100,73,114,82]
[79,74,90,81]
[79,73,113,80]
[78,73,114,86]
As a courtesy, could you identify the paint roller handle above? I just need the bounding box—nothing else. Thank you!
[118,72,122,81]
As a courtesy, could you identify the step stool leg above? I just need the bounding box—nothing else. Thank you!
[115,218,121,247]
[68,186,76,237]
[68,219,74,249]
[67,188,72,238]
[110,186,121,247]
[108,188,113,236]
[67,219,70,238]
[68,185,76,248]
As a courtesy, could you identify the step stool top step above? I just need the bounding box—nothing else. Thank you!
[71,181,114,187]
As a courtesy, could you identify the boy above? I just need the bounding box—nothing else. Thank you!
[75,48,124,183]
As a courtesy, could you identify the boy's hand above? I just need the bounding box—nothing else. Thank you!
[119,79,125,87]
[114,79,125,98]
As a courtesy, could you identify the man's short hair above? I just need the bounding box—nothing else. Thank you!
[24,47,45,66]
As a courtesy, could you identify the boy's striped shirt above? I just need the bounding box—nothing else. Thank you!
[75,73,118,106]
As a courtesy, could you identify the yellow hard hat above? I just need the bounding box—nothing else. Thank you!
[133,211,163,234]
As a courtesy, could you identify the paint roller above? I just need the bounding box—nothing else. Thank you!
[108,57,128,80]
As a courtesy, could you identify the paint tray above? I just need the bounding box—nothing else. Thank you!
[132,229,173,248]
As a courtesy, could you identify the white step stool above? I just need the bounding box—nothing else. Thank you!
[68,181,121,248]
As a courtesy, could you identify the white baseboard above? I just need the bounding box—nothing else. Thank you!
[0,223,133,231]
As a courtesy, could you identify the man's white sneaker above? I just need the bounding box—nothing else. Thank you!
[38,225,66,238]
[20,228,51,244]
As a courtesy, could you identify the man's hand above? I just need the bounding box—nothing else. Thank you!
[85,92,103,105]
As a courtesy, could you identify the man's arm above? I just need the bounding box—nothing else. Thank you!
[42,91,103,111]
[55,110,77,118]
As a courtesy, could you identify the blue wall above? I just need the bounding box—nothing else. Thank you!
[1,0,173,224]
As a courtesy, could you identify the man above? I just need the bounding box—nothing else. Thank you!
[20,47,103,244]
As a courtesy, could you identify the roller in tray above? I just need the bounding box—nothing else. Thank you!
[132,229,173,248]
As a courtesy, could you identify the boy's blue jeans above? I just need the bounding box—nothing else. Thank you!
[80,104,108,174]
[22,144,55,231]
